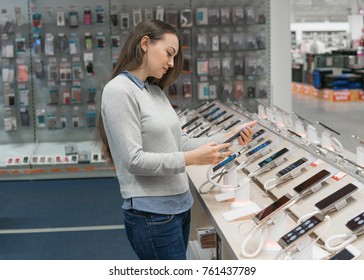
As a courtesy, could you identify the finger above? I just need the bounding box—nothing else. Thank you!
[217,142,233,151]
[208,141,218,146]
[239,131,250,145]
[241,127,253,138]
[243,120,257,127]
[243,128,254,140]
[222,150,233,158]
[215,149,233,162]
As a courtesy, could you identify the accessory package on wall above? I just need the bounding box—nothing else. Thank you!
[0,0,270,173]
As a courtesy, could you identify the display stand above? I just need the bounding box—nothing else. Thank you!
[262,210,287,254]
[357,146,364,167]
[321,129,343,153]
[258,104,266,118]
[221,177,261,222]
[294,120,305,136]
[307,124,319,144]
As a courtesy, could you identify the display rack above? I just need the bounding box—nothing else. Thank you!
[0,0,270,145]
[182,100,364,260]
[0,0,271,177]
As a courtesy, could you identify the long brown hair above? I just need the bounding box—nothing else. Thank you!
[95,19,183,164]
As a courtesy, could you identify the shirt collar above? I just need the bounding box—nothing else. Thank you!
[121,71,147,90]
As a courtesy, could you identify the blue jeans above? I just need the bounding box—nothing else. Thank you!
[123,209,191,260]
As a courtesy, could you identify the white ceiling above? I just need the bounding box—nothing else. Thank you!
[291,0,364,22]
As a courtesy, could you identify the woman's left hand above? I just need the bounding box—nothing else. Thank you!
[223,120,257,146]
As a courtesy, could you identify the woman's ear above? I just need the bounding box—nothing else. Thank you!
[140,36,149,52]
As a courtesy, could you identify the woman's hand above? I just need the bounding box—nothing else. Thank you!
[223,120,257,146]
[184,142,233,166]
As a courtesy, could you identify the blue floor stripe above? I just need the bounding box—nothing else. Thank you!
[0,229,138,260]
[0,178,124,229]
[0,177,138,259]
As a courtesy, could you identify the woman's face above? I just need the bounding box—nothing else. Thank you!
[143,33,179,79]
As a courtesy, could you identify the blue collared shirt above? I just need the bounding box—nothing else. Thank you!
[119,71,193,215]
[121,70,148,91]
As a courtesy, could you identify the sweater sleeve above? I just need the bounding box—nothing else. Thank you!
[102,82,185,176]
[180,131,225,151]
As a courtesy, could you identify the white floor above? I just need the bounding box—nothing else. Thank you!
[292,94,364,154]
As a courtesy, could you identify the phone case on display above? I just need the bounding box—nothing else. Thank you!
[84,8,92,25]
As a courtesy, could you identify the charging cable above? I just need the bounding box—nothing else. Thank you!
[199,162,238,194]
[199,145,251,194]
[324,233,358,252]
[324,225,364,253]
[240,198,298,258]
[263,157,313,191]
[297,209,320,224]
[241,223,268,258]
[263,171,300,191]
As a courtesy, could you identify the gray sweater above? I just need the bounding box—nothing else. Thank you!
[101,75,223,199]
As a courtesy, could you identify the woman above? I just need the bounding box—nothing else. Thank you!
[96,19,256,260]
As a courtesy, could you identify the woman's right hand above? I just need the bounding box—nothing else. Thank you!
[184,142,233,166]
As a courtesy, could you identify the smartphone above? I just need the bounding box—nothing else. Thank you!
[194,127,211,138]
[197,103,215,114]
[245,140,272,157]
[186,122,203,134]
[252,194,293,224]
[208,110,226,122]
[278,214,324,249]
[287,129,302,138]
[203,107,220,118]
[252,129,266,140]
[315,183,358,213]
[224,127,249,144]
[293,112,313,125]
[216,114,233,125]
[224,120,241,131]
[258,148,289,168]
[345,211,364,233]
[177,107,189,116]
[194,101,208,111]
[329,245,361,260]
[317,121,340,135]
[181,116,200,129]
[212,154,237,172]
[276,157,308,178]
[293,169,331,195]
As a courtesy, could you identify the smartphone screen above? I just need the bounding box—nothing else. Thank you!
[258,148,289,168]
[293,169,331,195]
[203,107,220,118]
[345,211,364,232]
[216,114,233,125]
[194,101,208,111]
[276,157,308,178]
[329,248,356,260]
[245,140,272,157]
[224,120,241,131]
[209,110,226,121]
[181,116,199,129]
[252,129,265,140]
[252,194,292,224]
[278,214,324,249]
[198,104,215,114]
[315,183,358,212]
[212,154,237,172]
